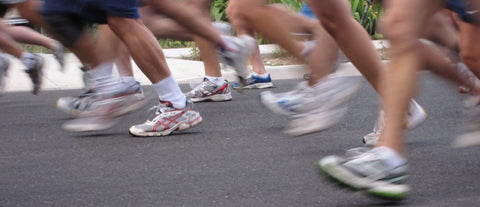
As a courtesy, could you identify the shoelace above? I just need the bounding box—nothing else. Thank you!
[146,103,176,122]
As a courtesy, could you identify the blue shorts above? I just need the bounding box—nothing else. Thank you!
[447,0,479,23]
[43,0,140,24]
[298,3,317,19]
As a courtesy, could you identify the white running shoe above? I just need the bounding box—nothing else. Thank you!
[218,35,256,85]
[453,95,480,148]
[0,54,10,95]
[62,93,145,132]
[184,78,232,102]
[57,81,145,117]
[129,100,203,137]
[260,74,363,136]
[260,74,362,115]
[363,99,427,146]
[318,147,410,200]
[24,54,44,95]
[61,83,147,132]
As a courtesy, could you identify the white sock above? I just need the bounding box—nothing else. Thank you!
[120,76,136,85]
[154,75,186,109]
[205,76,225,86]
[86,61,116,93]
[253,72,269,78]
[20,52,37,69]
[373,146,407,169]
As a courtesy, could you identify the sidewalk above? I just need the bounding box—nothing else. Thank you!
[1,41,389,93]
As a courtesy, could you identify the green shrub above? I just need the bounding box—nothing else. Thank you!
[350,0,383,36]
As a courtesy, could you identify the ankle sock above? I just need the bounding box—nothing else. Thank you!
[154,75,186,109]
[373,146,407,169]
[205,76,225,86]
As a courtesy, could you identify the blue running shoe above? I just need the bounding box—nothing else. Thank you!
[232,73,274,89]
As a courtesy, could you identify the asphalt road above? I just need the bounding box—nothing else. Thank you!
[0,74,479,207]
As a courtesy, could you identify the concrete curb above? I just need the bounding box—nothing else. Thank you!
[1,41,386,93]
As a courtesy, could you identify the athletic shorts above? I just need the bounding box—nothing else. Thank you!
[298,3,317,19]
[42,0,140,24]
[447,0,479,23]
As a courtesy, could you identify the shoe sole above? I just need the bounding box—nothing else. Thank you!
[62,116,121,132]
[233,82,274,89]
[190,93,232,103]
[129,116,203,137]
[283,106,347,136]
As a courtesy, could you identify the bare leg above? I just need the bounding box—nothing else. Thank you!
[306,0,384,93]
[455,15,480,79]
[107,16,170,83]
[378,0,444,153]
[6,25,58,50]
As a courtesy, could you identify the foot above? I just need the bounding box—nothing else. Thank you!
[363,99,427,146]
[184,78,232,102]
[57,81,145,117]
[318,147,410,200]
[129,100,202,137]
[218,35,256,85]
[53,43,66,71]
[232,73,274,89]
[0,55,10,95]
[24,54,44,95]
[453,95,480,148]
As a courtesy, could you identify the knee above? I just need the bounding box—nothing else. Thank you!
[382,11,418,45]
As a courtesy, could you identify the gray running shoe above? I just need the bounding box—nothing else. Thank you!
[260,75,362,117]
[185,78,232,102]
[129,100,202,137]
[453,95,480,148]
[52,43,66,71]
[212,21,234,35]
[62,91,147,132]
[363,100,427,146]
[0,54,10,95]
[318,147,410,200]
[24,54,44,95]
[232,73,274,89]
[260,75,362,136]
[57,81,145,117]
[218,35,256,85]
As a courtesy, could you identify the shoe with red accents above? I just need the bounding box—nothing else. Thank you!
[129,100,203,137]
[185,78,232,102]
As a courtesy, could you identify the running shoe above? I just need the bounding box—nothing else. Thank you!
[318,147,410,200]
[363,99,427,146]
[53,43,66,71]
[0,54,10,95]
[260,75,362,117]
[232,73,274,89]
[24,54,44,95]
[453,95,480,148]
[57,81,145,117]
[185,78,232,102]
[212,21,234,35]
[62,90,147,132]
[218,35,256,86]
[129,100,203,137]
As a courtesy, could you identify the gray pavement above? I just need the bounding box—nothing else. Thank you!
[1,73,479,206]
